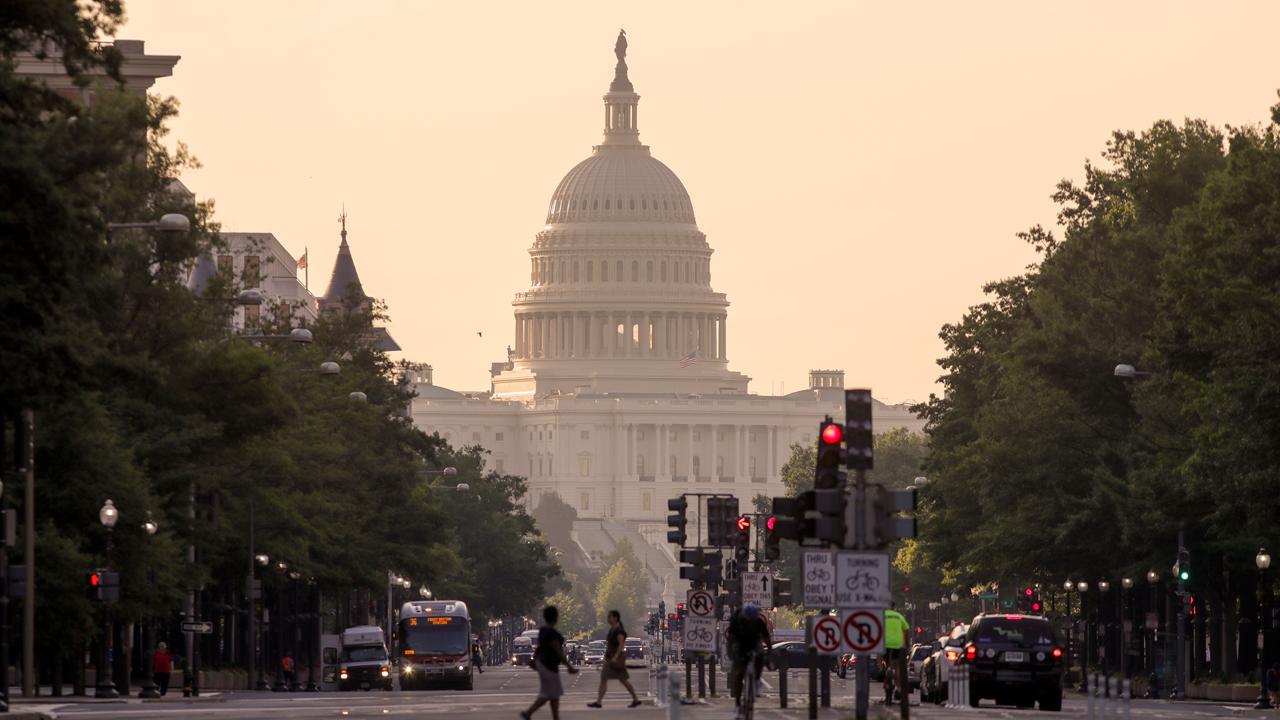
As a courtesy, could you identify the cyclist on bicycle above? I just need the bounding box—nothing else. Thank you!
[881,602,910,704]
[727,605,771,715]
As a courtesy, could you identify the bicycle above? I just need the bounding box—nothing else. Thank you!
[736,649,761,720]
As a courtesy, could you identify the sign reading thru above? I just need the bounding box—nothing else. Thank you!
[803,550,836,608]
[742,572,773,609]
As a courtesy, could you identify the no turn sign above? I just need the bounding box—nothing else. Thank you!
[811,615,842,655]
[686,589,715,618]
[841,610,884,654]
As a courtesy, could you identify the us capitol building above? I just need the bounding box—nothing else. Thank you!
[409,34,921,599]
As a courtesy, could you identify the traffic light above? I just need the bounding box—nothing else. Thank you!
[702,551,724,589]
[815,417,846,490]
[707,497,726,546]
[1174,547,1190,583]
[771,495,807,541]
[735,515,751,563]
[679,548,705,583]
[667,496,688,546]
[87,570,103,601]
[862,484,916,547]
[86,569,120,602]
[1020,586,1042,613]
[764,515,780,561]
[844,389,874,471]
[773,577,793,606]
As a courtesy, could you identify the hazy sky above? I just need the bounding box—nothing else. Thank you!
[119,1,1280,404]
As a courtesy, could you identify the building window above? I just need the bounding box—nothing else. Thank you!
[548,458,553,475]
[572,262,579,281]
[616,260,623,281]
[642,492,652,512]
[670,456,678,477]
[692,456,701,477]
[661,261,667,282]
[472,431,481,442]
[587,262,594,281]
[716,456,724,476]
[580,492,590,511]
[494,459,504,474]
[538,458,543,476]
[750,457,757,477]
[637,455,645,476]
[243,304,260,328]
[579,456,591,477]
[631,261,639,281]
[638,431,645,440]
[217,255,233,276]
[693,432,700,441]
[580,430,590,440]
[538,431,543,440]
[243,255,261,287]
[549,431,553,440]
[601,261,608,281]
[495,432,504,442]
[647,261,654,281]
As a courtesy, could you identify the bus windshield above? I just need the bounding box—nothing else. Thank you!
[401,615,469,655]
[342,645,387,663]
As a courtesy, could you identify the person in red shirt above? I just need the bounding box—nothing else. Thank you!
[281,654,296,690]
[152,642,173,696]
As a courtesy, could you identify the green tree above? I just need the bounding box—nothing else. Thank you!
[595,540,648,629]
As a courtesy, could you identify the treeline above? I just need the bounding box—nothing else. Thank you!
[0,0,557,675]
[914,94,1280,673]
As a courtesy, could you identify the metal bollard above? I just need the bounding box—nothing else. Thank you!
[667,668,681,720]
[655,665,668,708]
[1122,678,1131,720]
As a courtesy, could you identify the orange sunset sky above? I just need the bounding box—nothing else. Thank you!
[119,1,1280,404]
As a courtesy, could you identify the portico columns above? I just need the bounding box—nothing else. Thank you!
[719,315,727,361]
[711,425,719,481]
[686,424,694,481]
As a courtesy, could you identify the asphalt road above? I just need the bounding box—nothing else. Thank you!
[8,665,1272,719]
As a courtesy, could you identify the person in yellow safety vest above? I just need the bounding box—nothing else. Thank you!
[882,603,910,704]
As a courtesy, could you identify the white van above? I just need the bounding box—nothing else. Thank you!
[338,625,392,691]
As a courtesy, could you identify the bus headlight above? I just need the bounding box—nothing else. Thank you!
[402,664,414,674]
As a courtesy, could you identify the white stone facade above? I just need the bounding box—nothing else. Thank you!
[409,39,923,606]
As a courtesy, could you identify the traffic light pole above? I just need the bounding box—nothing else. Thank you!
[852,468,870,720]
[1174,529,1186,700]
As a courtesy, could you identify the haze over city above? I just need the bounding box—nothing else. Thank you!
[116,1,1280,403]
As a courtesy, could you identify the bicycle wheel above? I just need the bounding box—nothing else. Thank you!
[742,667,755,720]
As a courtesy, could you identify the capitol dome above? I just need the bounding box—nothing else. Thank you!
[493,31,749,400]
[546,149,696,225]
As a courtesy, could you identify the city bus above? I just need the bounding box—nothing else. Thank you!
[397,600,475,690]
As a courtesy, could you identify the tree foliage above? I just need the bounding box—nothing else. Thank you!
[915,95,1280,625]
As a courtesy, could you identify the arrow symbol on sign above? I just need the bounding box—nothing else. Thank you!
[819,626,835,646]
[762,576,770,592]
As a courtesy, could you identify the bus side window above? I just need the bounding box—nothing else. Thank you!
[324,648,337,664]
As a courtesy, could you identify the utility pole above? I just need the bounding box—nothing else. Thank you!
[20,410,33,700]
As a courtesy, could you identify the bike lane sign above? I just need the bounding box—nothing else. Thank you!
[835,551,891,609]
[803,550,836,608]
[683,616,716,653]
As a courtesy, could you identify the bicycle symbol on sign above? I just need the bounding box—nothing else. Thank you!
[807,567,832,582]
[844,570,880,591]
[687,627,714,643]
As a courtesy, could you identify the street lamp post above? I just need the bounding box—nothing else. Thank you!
[1077,580,1091,692]
[1256,548,1272,710]
[1146,570,1160,697]
[95,500,120,698]
[1098,580,1112,674]
[137,517,161,699]
[1121,577,1133,676]
[254,554,270,690]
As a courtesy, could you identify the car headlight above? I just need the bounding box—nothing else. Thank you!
[457,665,466,671]
[339,670,348,679]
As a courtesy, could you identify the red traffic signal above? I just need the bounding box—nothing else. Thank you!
[89,572,102,587]
[1024,587,1033,597]
[820,423,843,445]
[736,515,751,532]
[1032,602,1042,612]
[766,516,776,532]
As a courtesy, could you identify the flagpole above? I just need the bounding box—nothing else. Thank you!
[304,246,308,291]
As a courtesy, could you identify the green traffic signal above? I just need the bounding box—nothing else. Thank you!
[1179,569,1189,581]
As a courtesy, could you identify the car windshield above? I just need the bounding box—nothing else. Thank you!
[342,645,386,663]
[625,639,642,646]
[589,641,606,649]
[401,616,469,655]
[974,618,1055,646]
[911,646,932,660]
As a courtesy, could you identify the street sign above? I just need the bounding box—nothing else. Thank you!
[834,551,891,609]
[841,610,884,654]
[181,620,213,634]
[811,615,843,655]
[686,589,715,618]
[803,550,836,608]
[978,591,997,600]
[742,572,773,609]
[683,616,716,653]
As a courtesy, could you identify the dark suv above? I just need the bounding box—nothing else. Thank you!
[962,614,1063,711]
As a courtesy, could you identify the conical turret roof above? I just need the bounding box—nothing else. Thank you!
[322,218,366,305]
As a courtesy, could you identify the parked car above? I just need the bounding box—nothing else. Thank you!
[921,624,969,704]
[906,642,938,691]
[764,641,837,672]
[836,652,883,681]
[962,613,1063,711]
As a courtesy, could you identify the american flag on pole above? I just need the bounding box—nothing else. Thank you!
[296,251,308,269]
[679,351,697,368]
